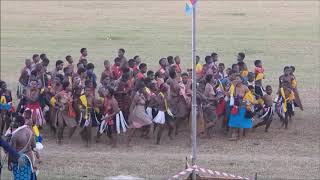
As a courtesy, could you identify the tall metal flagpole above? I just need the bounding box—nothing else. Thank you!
[191,1,197,180]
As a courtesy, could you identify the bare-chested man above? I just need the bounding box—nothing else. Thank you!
[0,81,13,135]
[279,66,303,111]
[276,80,295,129]
[253,85,274,132]
[17,59,32,99]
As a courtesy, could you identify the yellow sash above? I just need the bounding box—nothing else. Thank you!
[50,97,56,107]
[257,98,264,106]
[291,79,297,89]
[159,92,168,112]
[80,95,88,119]
[228,84,235,96]
[240,70,249,77]
[196,63,202,74]
[0,95,6,104]
[243,91,255,104]
[145,87,151,94]
[280,88,287,112]
[289,91,295,101]
[280,87,295,113]
[255,73,264,81]
[32,125,40,137]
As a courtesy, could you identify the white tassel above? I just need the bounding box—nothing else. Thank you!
[35,108,45,126]
[113,111,129,134]
[261,86,266,96]
[260,107,270,119]
[167,109,174,117]
[99,120,107,134]
[230,96,235,106]
[83,113,91,127]
[35,142,44,151]
[79,113,83,126]
[116,113,120,134]
[292,103,295,112]
[153,110,166,124]
[119,111,128,133]
[94,113,100,125]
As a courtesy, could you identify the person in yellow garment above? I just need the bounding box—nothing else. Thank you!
[276,80,295,129]
[228,75,255,141]
[0,81,13,135]
[195,55,203,80]
[78,79,97,147]
[290,66,303,111]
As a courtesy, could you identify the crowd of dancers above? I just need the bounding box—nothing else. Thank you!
[0,48,303,179]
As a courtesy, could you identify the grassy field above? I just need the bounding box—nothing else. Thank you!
[1,1,320,180]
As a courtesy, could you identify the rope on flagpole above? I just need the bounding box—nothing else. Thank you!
[191,1,197,180]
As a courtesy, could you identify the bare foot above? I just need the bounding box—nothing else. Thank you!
[228,137,238,141]
[111,144,117,148]
[57,140,62,145]
[169,135,173,140]
[126,143,133,148]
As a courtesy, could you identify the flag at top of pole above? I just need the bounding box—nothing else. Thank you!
[185,0,197,15]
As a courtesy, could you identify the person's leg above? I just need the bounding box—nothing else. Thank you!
[49,109,57,136]
[108,124,117,147]
[237,128,240,138]
[0,112,5,135]
[167,120,175,140]
[153,123,158,135]
[253,120,267,129]
[57,126,65,144]
[265,118,273,132]
[126,128,136,147]
[57,113,65,144]
[68,126,77,139]
[175,118,181,136]
[284,113,289,129]
[96,129,103,143]
[4,113,10,133]
[79,127,86,141]
[86,126,92,147]
[229,128,238,141]
[156,124,165,145]
[148,123,154,137]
